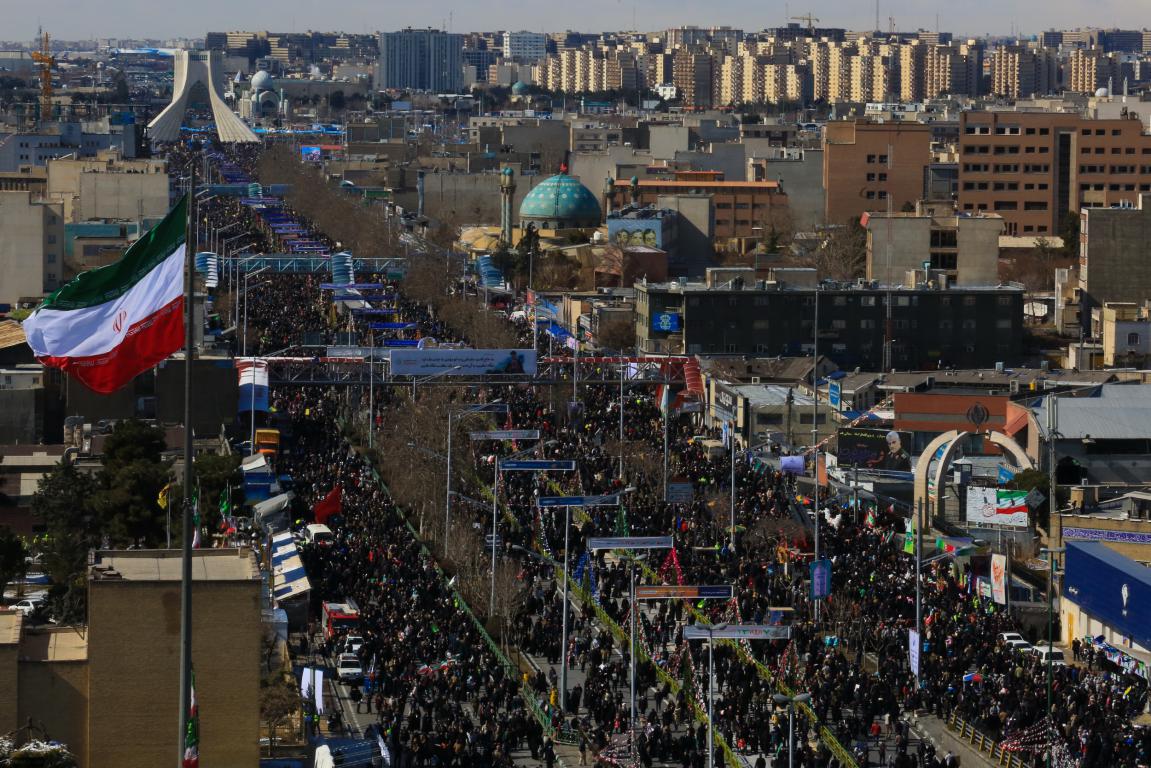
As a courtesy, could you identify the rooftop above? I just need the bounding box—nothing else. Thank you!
[731,383,816,408]
[1034,384,1151,440]
[90,549,259,583]
[19,627,88,662]
[0,611,21,645]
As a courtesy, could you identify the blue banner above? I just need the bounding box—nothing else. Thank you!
[499,459,577,471]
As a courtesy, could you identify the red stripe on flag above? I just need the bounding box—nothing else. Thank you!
[37,296,185,394]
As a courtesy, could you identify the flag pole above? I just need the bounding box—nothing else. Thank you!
[178,148,197,767]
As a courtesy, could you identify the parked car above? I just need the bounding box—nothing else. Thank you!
[336,653,363,683]
[12,597,44,616]
[1031,645,1067,666]
[340,635,364,655]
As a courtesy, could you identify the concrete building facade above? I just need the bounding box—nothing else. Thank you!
[1080,194,1151,305]
[863,203,1003,286]
[377,28,464,92]
[822,120,933,225]
[959,112,1151,236]
[0,191,64,305]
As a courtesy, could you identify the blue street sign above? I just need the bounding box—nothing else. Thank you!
[538,495,619,507]
[810,558,832,600]
[498,459,576,471]
[587,536,674,551]
[829,381,842,410]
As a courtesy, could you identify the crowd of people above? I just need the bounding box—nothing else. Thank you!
[206,142,1151,768]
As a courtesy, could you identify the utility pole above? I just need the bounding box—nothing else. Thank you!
[812,288,821,622]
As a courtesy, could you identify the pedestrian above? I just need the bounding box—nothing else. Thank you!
[579,733,588,765]
[543,738,556,768]
[351,685,364,714]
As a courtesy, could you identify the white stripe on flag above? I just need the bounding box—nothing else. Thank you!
[313,669,325,714]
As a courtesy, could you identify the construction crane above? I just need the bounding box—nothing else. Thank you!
[29,30,55,123]
[790,13,820,33]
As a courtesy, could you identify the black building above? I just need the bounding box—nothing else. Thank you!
[635,281,1024,370]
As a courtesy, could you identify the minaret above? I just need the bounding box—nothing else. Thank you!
[603,176,616,218]
[499,167,517,245]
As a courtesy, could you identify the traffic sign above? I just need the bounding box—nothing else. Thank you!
[635,585,733,600]
[499,459,576,471]
[469,430,541,441]
[484,534,502,548]
[683,624,792,641]
[538,495,619,507]
[665,481,694,504]
[587,536,674,551]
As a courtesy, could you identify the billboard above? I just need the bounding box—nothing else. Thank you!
[651,312,682,332]
[965,487,1030,528]
[390,349,537,376]
[836,427,913,471]
[990,553,1008,605]
[1065,541,1151,650]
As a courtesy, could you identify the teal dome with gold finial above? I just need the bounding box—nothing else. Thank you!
[518,172,602,230]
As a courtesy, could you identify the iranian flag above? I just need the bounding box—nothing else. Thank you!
[995,490,1029,515]
[183,667,199,768]
[22,197,187,394]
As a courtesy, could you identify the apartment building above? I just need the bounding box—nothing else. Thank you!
[863,203,1003,286]
[988,44,1058,98]
[1066,48,1121,94]
[822,120,933,225]
[1079,194,1151,306]
[610,176,786,241]
[958,111,1151,235]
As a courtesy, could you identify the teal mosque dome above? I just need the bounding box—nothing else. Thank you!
[518,173,602,229]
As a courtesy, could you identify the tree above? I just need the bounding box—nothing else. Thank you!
[1058,210,1080,260]
[30,463,99,625]
[327,90,346,113]
[195,453,243,530]
[260,676,299,758]
[91,420,171,547]
[0,526,27,600]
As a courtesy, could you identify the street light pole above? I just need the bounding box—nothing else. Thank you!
[619,360,625,480]
[560,504,571,712]
[1041,545,1065,768]
[773,692,812,768]
[812,288,820,623]
[490,460,500,618]
[729,421,736,551]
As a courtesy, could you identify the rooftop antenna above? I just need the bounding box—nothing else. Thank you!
[875,0,880,34]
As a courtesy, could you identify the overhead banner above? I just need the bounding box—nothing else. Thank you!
[990,553,1008,605]
[390,348,537,376]
[499,459,576,471]
[469,430,541,441]
[587,536,674,551]
[237,358,269,413]
[836,427,913,471]
[636,585,733,600]
[965,487,1030,528]
[683,624,792,640]
[538,495,619,507]
[780,456,805,474]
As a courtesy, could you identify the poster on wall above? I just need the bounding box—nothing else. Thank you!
[836,428,913,471]
[965,487,1031,528]
[990,553,1008,605]
[390,349,537,376]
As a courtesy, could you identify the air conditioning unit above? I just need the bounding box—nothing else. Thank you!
[751,376,761,384]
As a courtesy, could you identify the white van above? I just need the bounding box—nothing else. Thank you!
[1031,645,1067,666]
[303,523,334,547]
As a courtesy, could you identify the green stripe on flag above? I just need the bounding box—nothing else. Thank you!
[38,196,188,311]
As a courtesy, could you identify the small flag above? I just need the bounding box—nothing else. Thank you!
[191,486,201,549]
[158,482,171,510]
[183,668,199,768]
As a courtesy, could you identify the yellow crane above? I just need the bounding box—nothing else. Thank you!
[29,30,55,122]
[790,13,820,33]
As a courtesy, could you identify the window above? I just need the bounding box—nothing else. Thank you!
[861,296,876,307]
[877,191,888,200]
[831,319,847,330]
[930,230,957,248]
[878,155,888,164]
[1024,201,1048,210]
[878,173,888,181]
[994,201,1018,210]
[1128,332,1141,346]
[930,252,958,270]
[866,191,876,199]
[866,173,876,182]
[997,318,1012,329]
[867,154,877,163]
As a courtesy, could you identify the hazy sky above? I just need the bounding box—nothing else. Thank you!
[12,0,1150,43]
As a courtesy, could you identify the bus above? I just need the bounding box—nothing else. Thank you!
[321,599,360,641]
